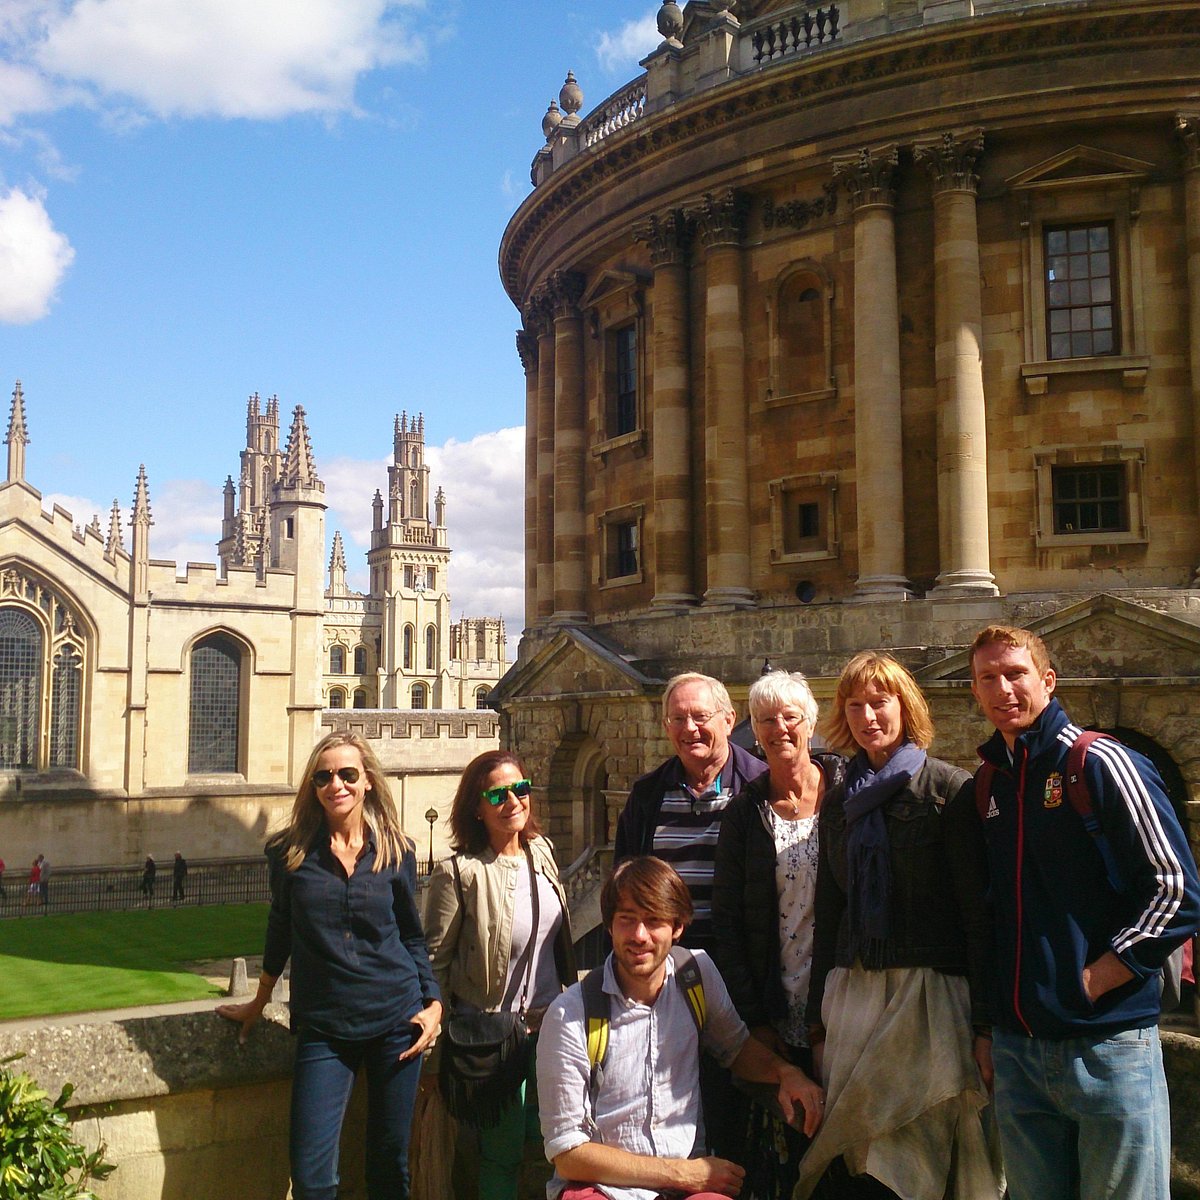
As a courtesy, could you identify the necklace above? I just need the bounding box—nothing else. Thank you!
[772,762,820,820]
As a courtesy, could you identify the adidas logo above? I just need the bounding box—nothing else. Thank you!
[985,796,1000,820]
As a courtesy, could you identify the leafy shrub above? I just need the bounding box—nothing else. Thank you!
[0,1055,115,1200]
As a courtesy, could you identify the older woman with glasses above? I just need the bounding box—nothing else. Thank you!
[217,731,442,1200]
[795,652,999,1200]
[712,670,841,1198]
[423,750,575,1200]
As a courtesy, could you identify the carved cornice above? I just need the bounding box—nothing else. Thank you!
[499,4,1200,302]
[913,129,985,194]
[762,181,838,231]
[516,330,537,373]
[632,208,692,267]
[832,145,899,210]
[546,269,587,320]
[688,189,749,249]
[1177,113,1200,172]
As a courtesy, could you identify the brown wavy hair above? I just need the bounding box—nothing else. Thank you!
[820,651,935,757]
[269,731,411,872]
[448,749,543,854]
[601,856,694,932]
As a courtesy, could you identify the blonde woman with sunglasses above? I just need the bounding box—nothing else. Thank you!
[217,731,442,1200]
[423,749,576,1200]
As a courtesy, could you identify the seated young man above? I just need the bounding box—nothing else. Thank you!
[537,856,825,1200]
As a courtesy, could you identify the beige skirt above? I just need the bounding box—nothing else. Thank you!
[794,964,1003,1200]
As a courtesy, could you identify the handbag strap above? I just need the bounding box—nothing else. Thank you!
[514,845,539,1016]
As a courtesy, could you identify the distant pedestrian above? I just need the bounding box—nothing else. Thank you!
[140,855,156,901]
[0,854,6,900]
[23,854,42,908]
[172,852,187,904]
[38,855,49,908]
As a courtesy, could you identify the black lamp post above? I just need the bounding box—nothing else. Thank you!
[425,807,438,874]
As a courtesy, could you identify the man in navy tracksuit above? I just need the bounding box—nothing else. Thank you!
[969,624,1199,1200]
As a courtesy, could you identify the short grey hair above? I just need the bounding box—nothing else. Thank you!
[748,670,818,729]
[661,672,734,721]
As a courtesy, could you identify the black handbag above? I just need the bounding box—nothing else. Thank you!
[439,849,539,1128]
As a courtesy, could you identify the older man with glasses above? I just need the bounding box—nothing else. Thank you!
[614,672,768,1161]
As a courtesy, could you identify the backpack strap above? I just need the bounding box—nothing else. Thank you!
[1065,731,1124,891]
[669,946,707,1036]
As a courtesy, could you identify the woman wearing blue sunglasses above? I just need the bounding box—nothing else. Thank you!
[423,749,575,1200]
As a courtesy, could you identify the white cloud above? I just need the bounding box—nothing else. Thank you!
[2,0,427,125]
[0,186,74,322]
[596,11,659,75]
[322,426,525,637]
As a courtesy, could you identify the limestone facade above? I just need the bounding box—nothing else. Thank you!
[496,0,1200,865]
[0,389,502,868]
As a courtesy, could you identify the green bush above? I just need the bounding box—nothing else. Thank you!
[0,1055,114,1200]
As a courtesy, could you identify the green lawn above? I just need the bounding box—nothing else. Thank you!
[0,904,269,1020]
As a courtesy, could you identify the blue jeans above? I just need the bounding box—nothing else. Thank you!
[290,1024,421,1200]
[992,1025,1170,1200]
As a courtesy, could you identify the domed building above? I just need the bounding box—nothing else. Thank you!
[495,0,1200,864]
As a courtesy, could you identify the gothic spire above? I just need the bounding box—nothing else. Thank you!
[280,405,320,489]
[6,380,28,483]
[132,465,152,526]
[329,530,346,573]
[105,499,123,558]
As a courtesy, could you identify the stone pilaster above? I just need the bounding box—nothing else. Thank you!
[517,327,539,633]
[690,190,755,609]
[833,146,914,600]
[914,130,998,597]
[634,209,697,610]
[1178,114,1200,587]
[548,270,588,624]
[530,288,557,624]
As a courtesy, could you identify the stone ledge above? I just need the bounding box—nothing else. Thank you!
[0,1004,293,1107]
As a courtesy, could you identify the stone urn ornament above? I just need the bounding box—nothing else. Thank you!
[658,0,684,41]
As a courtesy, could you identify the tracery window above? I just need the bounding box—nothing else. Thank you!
[0,572,87,772]
[411,682,428,709]
[189,634,241,774]
[353,645,367,675]
[403,624,415,670]
[425,624,436,671]
[329,644,345,674]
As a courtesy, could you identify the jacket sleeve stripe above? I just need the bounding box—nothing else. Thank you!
[1090,739,1187,952]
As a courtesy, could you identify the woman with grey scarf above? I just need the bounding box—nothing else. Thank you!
[795,652,1002,1200]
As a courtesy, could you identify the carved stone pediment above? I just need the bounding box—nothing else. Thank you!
[1006,146,1155,193]
[917,594,1200,684]
[492,626,661,704]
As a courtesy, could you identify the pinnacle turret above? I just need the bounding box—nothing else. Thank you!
[105,499,123,559]
[132,465,152,526]
[6,380,29,483]
[280,405,320,490]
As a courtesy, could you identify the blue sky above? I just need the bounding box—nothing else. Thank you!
[0,0,662,638]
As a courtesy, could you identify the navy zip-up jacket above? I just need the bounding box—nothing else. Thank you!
[976,698,1200,1039]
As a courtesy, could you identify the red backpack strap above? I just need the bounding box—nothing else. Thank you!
[974,760,997,822]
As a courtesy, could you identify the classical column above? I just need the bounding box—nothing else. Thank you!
[549,270,588,624]
[692,190,754,609]
[915,130,999,597]
[531,289,556,624]
[634,209,697,610]
[516,327,539,633]
[833,146,913,599]
[1178,115,1200,587]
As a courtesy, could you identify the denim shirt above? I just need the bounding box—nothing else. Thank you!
[262,834,440,1040]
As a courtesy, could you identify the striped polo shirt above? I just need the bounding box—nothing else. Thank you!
[652,769,732,952]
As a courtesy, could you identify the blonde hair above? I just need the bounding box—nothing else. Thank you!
[270,731,412,872]
[820,651,935,756]
[969,624,1052,677]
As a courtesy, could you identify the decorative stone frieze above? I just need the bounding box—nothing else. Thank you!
[761,183,838,231]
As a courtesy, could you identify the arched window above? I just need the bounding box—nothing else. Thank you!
[328,688,346,709]
[50,645,82,769]
[353,645,367,675]
[0,607,41,768]
[770,265,834,402]
[403,625,415,670]
[411,682,428,709]
[352,688,367,709]
[425,624,436,671]
[189,633,241,774]
[410,480,419,516]
[475,687,489,709]
[329,645,345,674]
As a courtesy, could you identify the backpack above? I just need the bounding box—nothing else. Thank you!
[580,946,706,1128]
[975,730,1185,1011]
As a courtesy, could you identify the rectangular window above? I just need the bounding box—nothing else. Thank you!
[610,521,638,579]
[768,474,839,565]
[1045,224,1116,360]
[614,325,638,436]
[403,565,414,589]
[1052,464,1126,535]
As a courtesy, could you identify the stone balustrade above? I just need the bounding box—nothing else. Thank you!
[580,77,647,149]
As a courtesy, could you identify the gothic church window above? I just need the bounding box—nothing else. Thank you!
[328,688,346,708]
[425,625,436,671]
[50,646,82,769]
[403,625,415,670]
[354,645,368,675]
[353,688,367,708]
[189,633,241,774]
[411,682,428,709]
[475,687,489,709]
[0,607,41,769]
[329,645,346,674]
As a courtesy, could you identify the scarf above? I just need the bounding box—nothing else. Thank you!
[843,741,926,967]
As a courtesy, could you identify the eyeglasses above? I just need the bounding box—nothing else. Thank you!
[665,711,720,729]
[752,711,808,730]
[313,767,361,788]
[481,779,533,806]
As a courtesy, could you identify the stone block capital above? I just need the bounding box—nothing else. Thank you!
[833,145,900,210]
[547,269,587,320]
[633,208,692,268]
[688,189,749,250]
[516,330,537,373]
[914,129,985,194]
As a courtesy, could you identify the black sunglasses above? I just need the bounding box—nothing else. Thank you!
[313,767,361,788]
